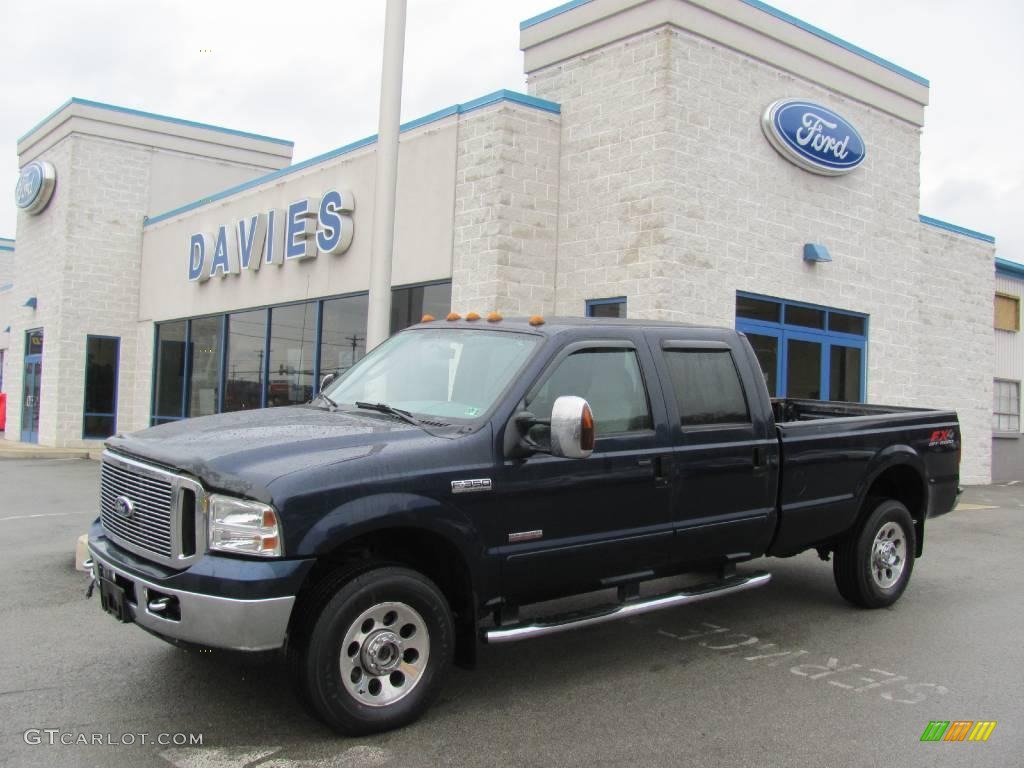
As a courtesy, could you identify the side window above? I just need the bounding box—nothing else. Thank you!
[664,349,750,426]
[527,348,652,436]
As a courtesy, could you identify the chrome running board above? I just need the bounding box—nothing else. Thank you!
[484,571,771,644]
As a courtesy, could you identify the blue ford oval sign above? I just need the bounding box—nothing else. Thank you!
[15,160,57,214]
[761,99,866,176]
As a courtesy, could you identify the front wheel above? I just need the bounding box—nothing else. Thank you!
[833,499,916,608]
[292,566,454,735]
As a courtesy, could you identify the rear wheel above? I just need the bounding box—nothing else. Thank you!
[833,499,916,608]
[291,566,453,735]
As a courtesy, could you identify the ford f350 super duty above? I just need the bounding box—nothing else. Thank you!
[87,316,960,734]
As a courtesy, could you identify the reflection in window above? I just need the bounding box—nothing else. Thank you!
[527,349,652,436]
[83,336,119,438]
[188,316,222,417]
[321,294,369,380]
[829,345,862,402]
[665,350,750,426]
[154,321,187,422]
[224,310,266,412]
[268,303,316,407]
[391,282,452,333]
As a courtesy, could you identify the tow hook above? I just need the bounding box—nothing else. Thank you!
[84,558,96,599]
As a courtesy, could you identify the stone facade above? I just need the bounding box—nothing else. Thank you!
[526,23,994,483]
[451,102,561,317]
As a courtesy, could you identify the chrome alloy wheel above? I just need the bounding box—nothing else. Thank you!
[340,601,430,707]
[870,521,907,589]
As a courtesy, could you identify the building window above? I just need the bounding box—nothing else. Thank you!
[321,294,369,379]
[736,293,867,402]
[267,303,317,408]
[188,316,223,417]
[153,321,187,423]
[586,297,627,318]
[152,283,452,424]
[995,293,1020,332]
[224,309,267,412]
[83,336,119,439]
[994,380,1020,433]
[391,281,452,333]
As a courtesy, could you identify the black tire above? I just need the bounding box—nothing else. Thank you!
[291,565,453,735]
[833,499,916,608]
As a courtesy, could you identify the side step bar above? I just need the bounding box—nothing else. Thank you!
[484,571,771,644]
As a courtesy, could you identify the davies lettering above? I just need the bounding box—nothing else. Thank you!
[187,190,354,282]
[761,99,866,176]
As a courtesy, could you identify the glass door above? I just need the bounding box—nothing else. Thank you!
[21,330,43,443]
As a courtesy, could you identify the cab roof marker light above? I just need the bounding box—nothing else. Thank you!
[421,314,436,322]
[447,312,462,321]
[487,311,503,322]
[465,311,481,321]
[529,315,545,326]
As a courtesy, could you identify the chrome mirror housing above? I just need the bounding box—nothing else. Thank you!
[549,396,595,459]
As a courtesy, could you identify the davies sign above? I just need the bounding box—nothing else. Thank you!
[188,190,354,282]
[761,99,865,176]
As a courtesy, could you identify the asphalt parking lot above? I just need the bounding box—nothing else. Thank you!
[0,458,1021,768]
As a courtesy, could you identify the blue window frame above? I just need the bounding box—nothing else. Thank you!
[586,296,627,318]
[735,292,867,402]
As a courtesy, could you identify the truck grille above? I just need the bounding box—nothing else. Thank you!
[98,452,205,568]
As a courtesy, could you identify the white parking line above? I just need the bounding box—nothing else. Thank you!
[0,512,77,522]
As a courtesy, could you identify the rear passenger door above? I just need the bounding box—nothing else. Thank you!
[645,332,779,566]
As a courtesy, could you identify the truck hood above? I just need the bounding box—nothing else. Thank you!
[106,405,426,503]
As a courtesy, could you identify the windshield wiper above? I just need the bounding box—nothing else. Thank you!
[354,401,457,439]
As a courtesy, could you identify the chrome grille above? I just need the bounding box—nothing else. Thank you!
[98,451,205,567]
[101,460,174,558]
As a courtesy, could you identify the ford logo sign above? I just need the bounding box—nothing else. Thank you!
[761,99,866,176]
[114,495,135,519]
[14,160,57,215]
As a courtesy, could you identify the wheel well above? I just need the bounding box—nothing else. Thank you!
[864,464,926,556]
[292,528,478,668]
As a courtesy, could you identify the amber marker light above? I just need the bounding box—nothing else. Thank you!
[580,402,595,452]
[465,311,481,321]
[447,312,462,321]
[528,315,546,326]
[487,311,503,322]
[421,314,436,322]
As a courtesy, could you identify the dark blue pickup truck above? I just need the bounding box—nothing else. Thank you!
[87,316,960,734]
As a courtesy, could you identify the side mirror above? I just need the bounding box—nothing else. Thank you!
[319,372,337,391]
[549,396,595,459]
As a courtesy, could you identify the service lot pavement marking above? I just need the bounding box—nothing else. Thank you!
[1,459,1021,768]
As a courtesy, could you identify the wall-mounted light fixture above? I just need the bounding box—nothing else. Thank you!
[23,296,37,309]
[803,243,832,263]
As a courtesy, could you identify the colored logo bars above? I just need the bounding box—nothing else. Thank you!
[920,720,997,742]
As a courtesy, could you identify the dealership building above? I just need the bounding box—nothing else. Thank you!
[0,0,1006,484]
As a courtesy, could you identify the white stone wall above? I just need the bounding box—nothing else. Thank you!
[451,102,561,316]
[528,25,994,484]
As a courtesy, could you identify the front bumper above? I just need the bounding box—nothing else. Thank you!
[87,524,315,652]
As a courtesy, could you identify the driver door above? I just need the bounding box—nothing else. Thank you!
[495,336,674,601]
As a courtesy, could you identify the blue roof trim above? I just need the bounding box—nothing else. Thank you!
[996,258,1024,280]
[520,0,928,86]
[739,1,928,86]
[18,97,294,147]
[521,0,594,29]
[919,215,996,244]
[144,90,560,228]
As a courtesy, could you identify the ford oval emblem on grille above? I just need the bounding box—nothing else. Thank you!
[114,495,135,519]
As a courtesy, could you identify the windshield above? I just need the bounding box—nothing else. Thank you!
[323,328,540,421]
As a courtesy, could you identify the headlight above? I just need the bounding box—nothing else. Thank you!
[207,494,283,557]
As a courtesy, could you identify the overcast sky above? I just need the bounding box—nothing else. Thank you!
[2,0,1021,263]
